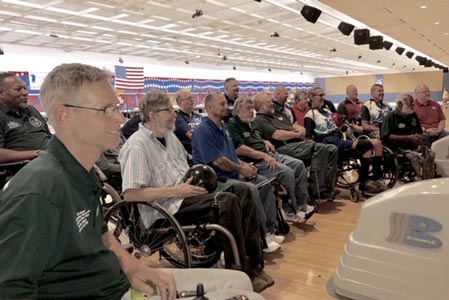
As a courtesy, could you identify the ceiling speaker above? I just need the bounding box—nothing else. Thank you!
[300,5,322,24]
[369,36,383,50]
[405,51,414,59]
[443,67,448,73]
[383,41,393,50]
[354,29,370,45]
[338,22,354,36]
[424,59,433,67]
[395,47,405,55]
[415,55,426,65]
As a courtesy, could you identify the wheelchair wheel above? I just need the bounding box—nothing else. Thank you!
[379,147,399,189]
[180,226,222,268]
[104,200,191,268]
[337,157,360,189]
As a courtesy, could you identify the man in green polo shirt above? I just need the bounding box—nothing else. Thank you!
[0,72,51,163]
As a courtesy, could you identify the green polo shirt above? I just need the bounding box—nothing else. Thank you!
[0,105,51,150]
[254,112,302,149]
[0,136,130,299]
[228,116,267,163]
[381,109,423,150]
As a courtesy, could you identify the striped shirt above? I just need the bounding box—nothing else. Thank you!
[119,123,189,227]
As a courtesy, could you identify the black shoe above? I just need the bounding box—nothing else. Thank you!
[251,269,275,292]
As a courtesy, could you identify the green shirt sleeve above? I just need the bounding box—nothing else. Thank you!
[0,194,59,298]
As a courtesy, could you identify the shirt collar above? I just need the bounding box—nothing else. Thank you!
[46,135,101,192]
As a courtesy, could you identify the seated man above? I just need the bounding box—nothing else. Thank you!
[381,94,424,151]
[0,72,51,163]
[414,84,449,146]
[192,93,283,253]
[119,90,273,293]
[337,84,364,132]
[252,92,339,200]
[361,84,392,138]
[305,87,387,194]
[174,89,203,153]
[228,97,315,223]
[0,63,265,300]
[272,86,296,124]
[121,113,141,139]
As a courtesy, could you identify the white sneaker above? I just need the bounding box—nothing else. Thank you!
[263,237,280,253]
[266,233,284,244]
[296,211,306,223]
[284,212,299,223]
[302,204,315,214]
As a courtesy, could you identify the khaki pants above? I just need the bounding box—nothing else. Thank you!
[121,268,266,300]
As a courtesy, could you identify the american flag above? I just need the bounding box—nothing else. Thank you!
[114,66,144,90]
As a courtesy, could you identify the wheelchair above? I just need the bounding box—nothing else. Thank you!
[0,160,30,189]
[97,169,241,270]
[336,124,399,202]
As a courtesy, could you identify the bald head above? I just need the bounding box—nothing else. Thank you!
[253,93,274,115]
[346,84,358,101]
[273,86,288,104]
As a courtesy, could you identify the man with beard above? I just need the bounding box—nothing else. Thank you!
[361,84,392,138]
[119,91,272,293]
[0,72,51,163]
[228,96,315,223]
[381,94,424,151]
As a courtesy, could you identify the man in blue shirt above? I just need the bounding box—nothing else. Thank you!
[192,93,283,253]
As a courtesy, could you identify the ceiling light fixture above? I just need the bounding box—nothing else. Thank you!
[192,9,203,19]
[0,48,4,55]
[268,68,271,72]
[233,66,236,70]
[118,56,123,64]
[270,32,279,37]
[330,48,337,52]
[185,60,189,64]
[222,55,227,61]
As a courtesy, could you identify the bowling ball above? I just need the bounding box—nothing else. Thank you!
[183,164,218,193]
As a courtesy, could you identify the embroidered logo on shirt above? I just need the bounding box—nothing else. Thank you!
[29,117,43,128]
[76,209,90,233]
[7,121,21,129]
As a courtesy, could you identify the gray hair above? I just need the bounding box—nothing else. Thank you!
[308,86,322,98]
[294,90,308,102]
[370,83,383,94]
[174,89,189,105]
[139,90,171,123]
[395,93,413,106]
[40,63,110,123]
[234,96,253,112]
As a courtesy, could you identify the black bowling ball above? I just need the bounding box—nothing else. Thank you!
[183,164,218,193]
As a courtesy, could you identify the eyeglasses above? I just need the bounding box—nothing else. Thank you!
[155,106,177,113]
[63,103,124,117]
[315,94,326,97]
[179,96,194,102]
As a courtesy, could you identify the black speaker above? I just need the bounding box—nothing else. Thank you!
[395,47,405,55]
[443,67,448,73]
[415,55,426,65]
[354,29,370,45]
[300,5,322,24]
[405,51,414,59]
[338,22,354,36]
[369,36,383,50]
[424,59,433,67]
[383,41,393,50]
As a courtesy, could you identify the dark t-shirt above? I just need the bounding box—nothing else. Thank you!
[253,113,302,149]
[381,109,423,150]
[0,105,51,150]
[228,116,267,163]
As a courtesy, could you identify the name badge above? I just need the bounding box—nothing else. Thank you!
[398,123,406,129]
